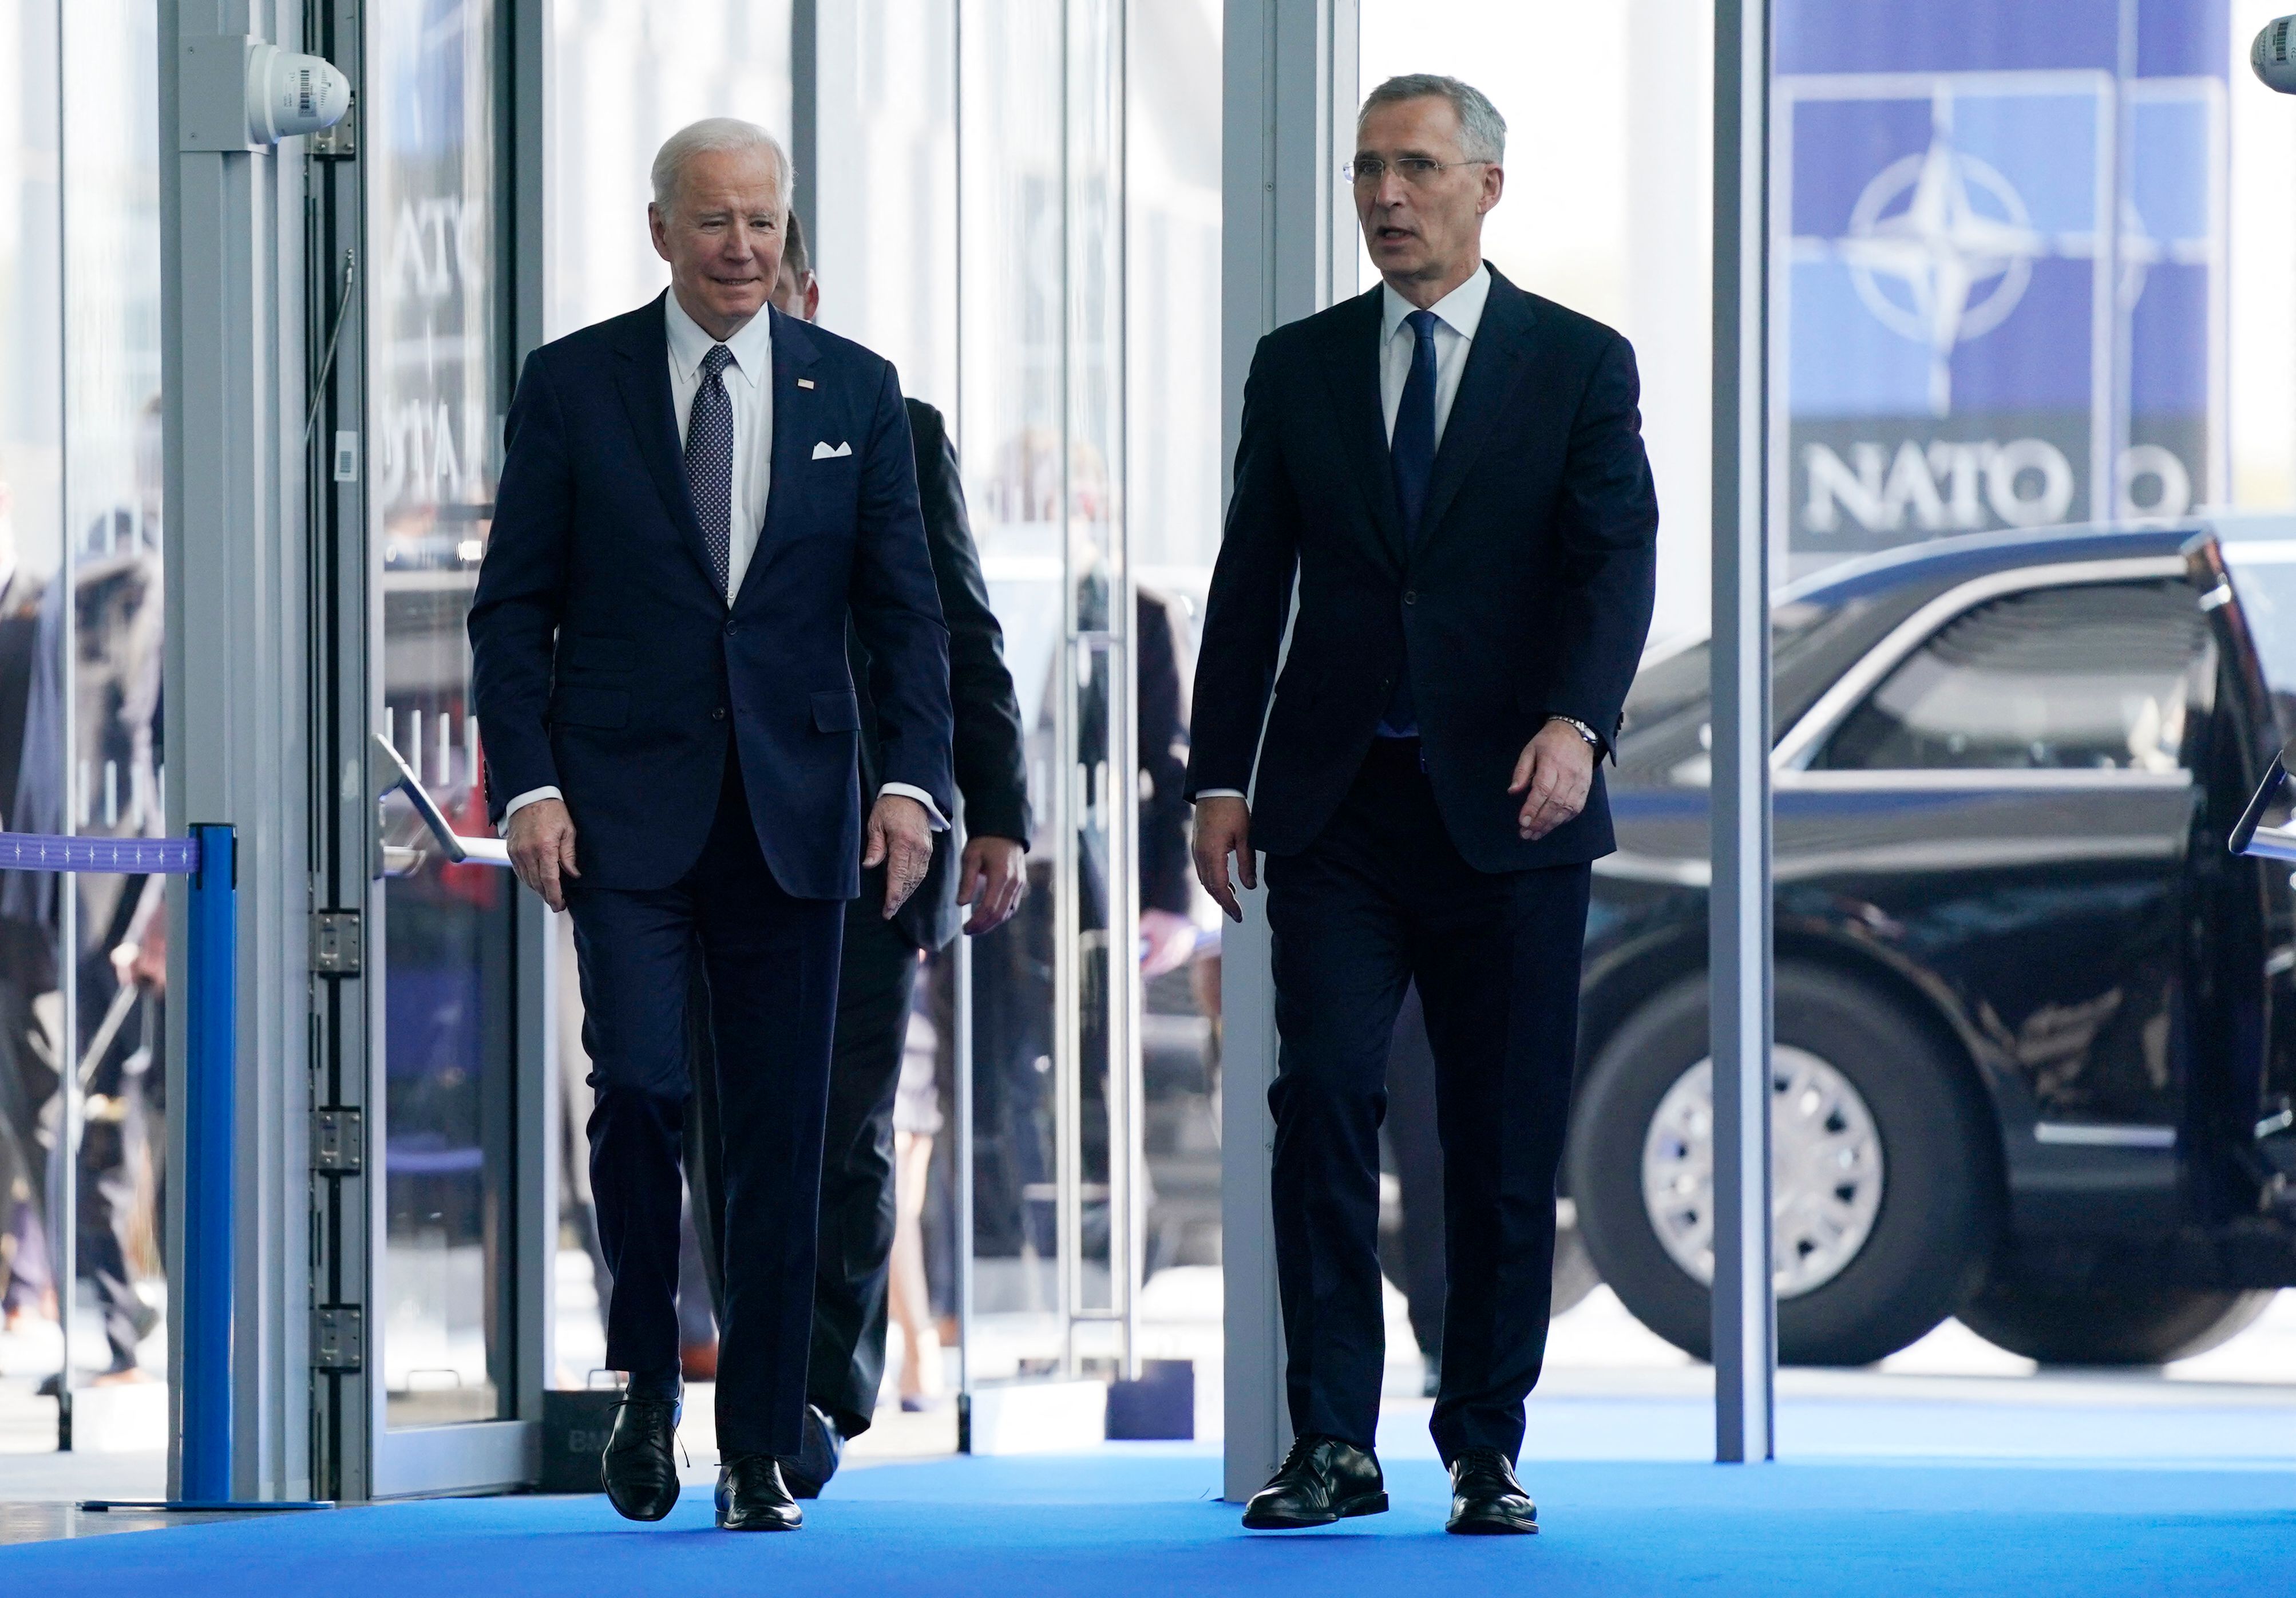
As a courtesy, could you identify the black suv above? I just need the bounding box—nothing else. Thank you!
[1565,523,2296,1366]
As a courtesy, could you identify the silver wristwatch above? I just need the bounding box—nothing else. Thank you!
[1548,715,1601,749]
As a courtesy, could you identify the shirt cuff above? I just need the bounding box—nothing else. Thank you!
[880,783,949,833]
[1194,788,1247,802]
[500,785,563,835]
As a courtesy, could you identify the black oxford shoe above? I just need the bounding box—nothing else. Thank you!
[1446,1448,1539,1535]
[715,1453,803,1531]
[782,1405,844,1500]
[600,1397,680,1523]
[1240,1435,1388,1529]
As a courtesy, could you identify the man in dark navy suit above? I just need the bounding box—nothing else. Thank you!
[1187,75,1658,1536]
[468,118,953,1533]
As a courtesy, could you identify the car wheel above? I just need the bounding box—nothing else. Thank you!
[1957,1280,2275,1365]
[1567,966,2000,1366]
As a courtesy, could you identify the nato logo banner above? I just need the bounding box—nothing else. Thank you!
[1774,0,2226,569]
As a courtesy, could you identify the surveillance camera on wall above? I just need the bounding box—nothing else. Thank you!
[245,42,351,144]
[179,34,351,152]
[2254,16,2296,93]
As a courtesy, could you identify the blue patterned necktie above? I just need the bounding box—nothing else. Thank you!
[685,342,735,601]
[1380,307,1440,737]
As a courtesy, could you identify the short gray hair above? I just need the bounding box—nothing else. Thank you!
[650,117,795,212]
[1357,74,1506,165]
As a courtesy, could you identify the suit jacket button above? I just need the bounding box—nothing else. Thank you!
[711,707,727,720]
[725,619,739,635]
[1403,590,1417,604]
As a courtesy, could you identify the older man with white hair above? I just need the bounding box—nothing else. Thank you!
[469,117,953,1532]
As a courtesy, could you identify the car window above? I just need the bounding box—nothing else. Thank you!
[1813,580,2206,774]
[1619,598,1868,785]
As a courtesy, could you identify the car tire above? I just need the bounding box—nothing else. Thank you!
[1567,966,2000,1366]
[1957,1280,2276,1366]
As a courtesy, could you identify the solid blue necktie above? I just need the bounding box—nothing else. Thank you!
[685,342,735,601]
[1380,308,1439,737]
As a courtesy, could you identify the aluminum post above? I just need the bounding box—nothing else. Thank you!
[1709,0,1777,1466]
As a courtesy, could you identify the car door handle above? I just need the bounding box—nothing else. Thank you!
[2231,750,2296,863]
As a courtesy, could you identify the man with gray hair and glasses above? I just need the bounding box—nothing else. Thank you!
[470,117,953,1532]
[1188,73,1658,1534]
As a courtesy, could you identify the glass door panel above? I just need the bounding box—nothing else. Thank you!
[368,0,516,1431]
[958,0,1138,1390]
[960,0,1074,1382]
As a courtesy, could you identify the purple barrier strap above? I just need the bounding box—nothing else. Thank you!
[0,832,200,874]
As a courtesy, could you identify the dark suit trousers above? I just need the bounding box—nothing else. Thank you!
[805,892,923,1437]
[565,756,844,1459]
[1264,738,1591,1465]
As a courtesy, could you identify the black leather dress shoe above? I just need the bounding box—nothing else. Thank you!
[1240,1435,1388,1529]
[600,1398,680,1522]
[1446,1449,1538,1535]
[782,1405,844,1500]
[715,1453,803,1531]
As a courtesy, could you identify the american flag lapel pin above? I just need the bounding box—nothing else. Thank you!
[797,377,816,389]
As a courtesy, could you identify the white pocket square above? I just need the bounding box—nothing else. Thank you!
[812,440,852,460]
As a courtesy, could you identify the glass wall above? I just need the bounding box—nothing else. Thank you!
[532,0,1219,1442]
[1355,0,2296,1466]
[545,0,794,341]
[369,0,516,1429]
[1123,0,1222,1414]
[0,0,169,1454]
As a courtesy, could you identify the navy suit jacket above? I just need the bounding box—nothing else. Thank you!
[1183,268,1658,872]
[468,294,955,898]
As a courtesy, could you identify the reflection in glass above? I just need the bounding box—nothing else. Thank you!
[371,0,514,1428]
[0,0,169,1406]
[1818,582,2204,774]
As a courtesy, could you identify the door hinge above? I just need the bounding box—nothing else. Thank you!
[312,1107,363,1174]
[309,91,357,158]
[312,1306,363,1372]
[310,910,362,975]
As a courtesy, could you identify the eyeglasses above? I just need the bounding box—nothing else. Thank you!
[1342,156,1491,188]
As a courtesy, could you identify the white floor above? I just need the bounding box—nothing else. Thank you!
[12,1257,2296,1503]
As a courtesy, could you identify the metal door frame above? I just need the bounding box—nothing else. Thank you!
[303,0,553,1502]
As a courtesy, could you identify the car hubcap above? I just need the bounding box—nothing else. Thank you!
[1640,1047,1886,1299]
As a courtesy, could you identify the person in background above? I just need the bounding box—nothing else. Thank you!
[1187,74,1657,1535]
[0,475,51,1337]
[687,209,1031,1498]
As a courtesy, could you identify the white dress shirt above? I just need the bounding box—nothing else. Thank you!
[502,290,943,832]
[1379,260,1491,452]
[1196,265,1499,806]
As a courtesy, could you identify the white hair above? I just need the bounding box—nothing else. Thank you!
[649,117,795,212]
[1359,73,1506,164]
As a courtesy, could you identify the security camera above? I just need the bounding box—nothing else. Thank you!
[2254,16,2296,92]
[244,42,351,143]
[179,34,351,152]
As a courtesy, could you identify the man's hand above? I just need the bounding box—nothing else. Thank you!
[507,798,580,911]
[1509,720,1596,841]
[110,920,168,996]
[866,794,935,919]
[1141,907,1198,978]
[957,835,1027,935]
[1191,796,1255,923]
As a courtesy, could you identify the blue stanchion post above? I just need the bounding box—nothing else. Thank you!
[180,824,236,1502]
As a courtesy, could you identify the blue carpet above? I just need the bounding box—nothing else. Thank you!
[5,1447,2291,1595]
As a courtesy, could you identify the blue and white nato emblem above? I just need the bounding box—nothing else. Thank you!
[1778,64,2222,556]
